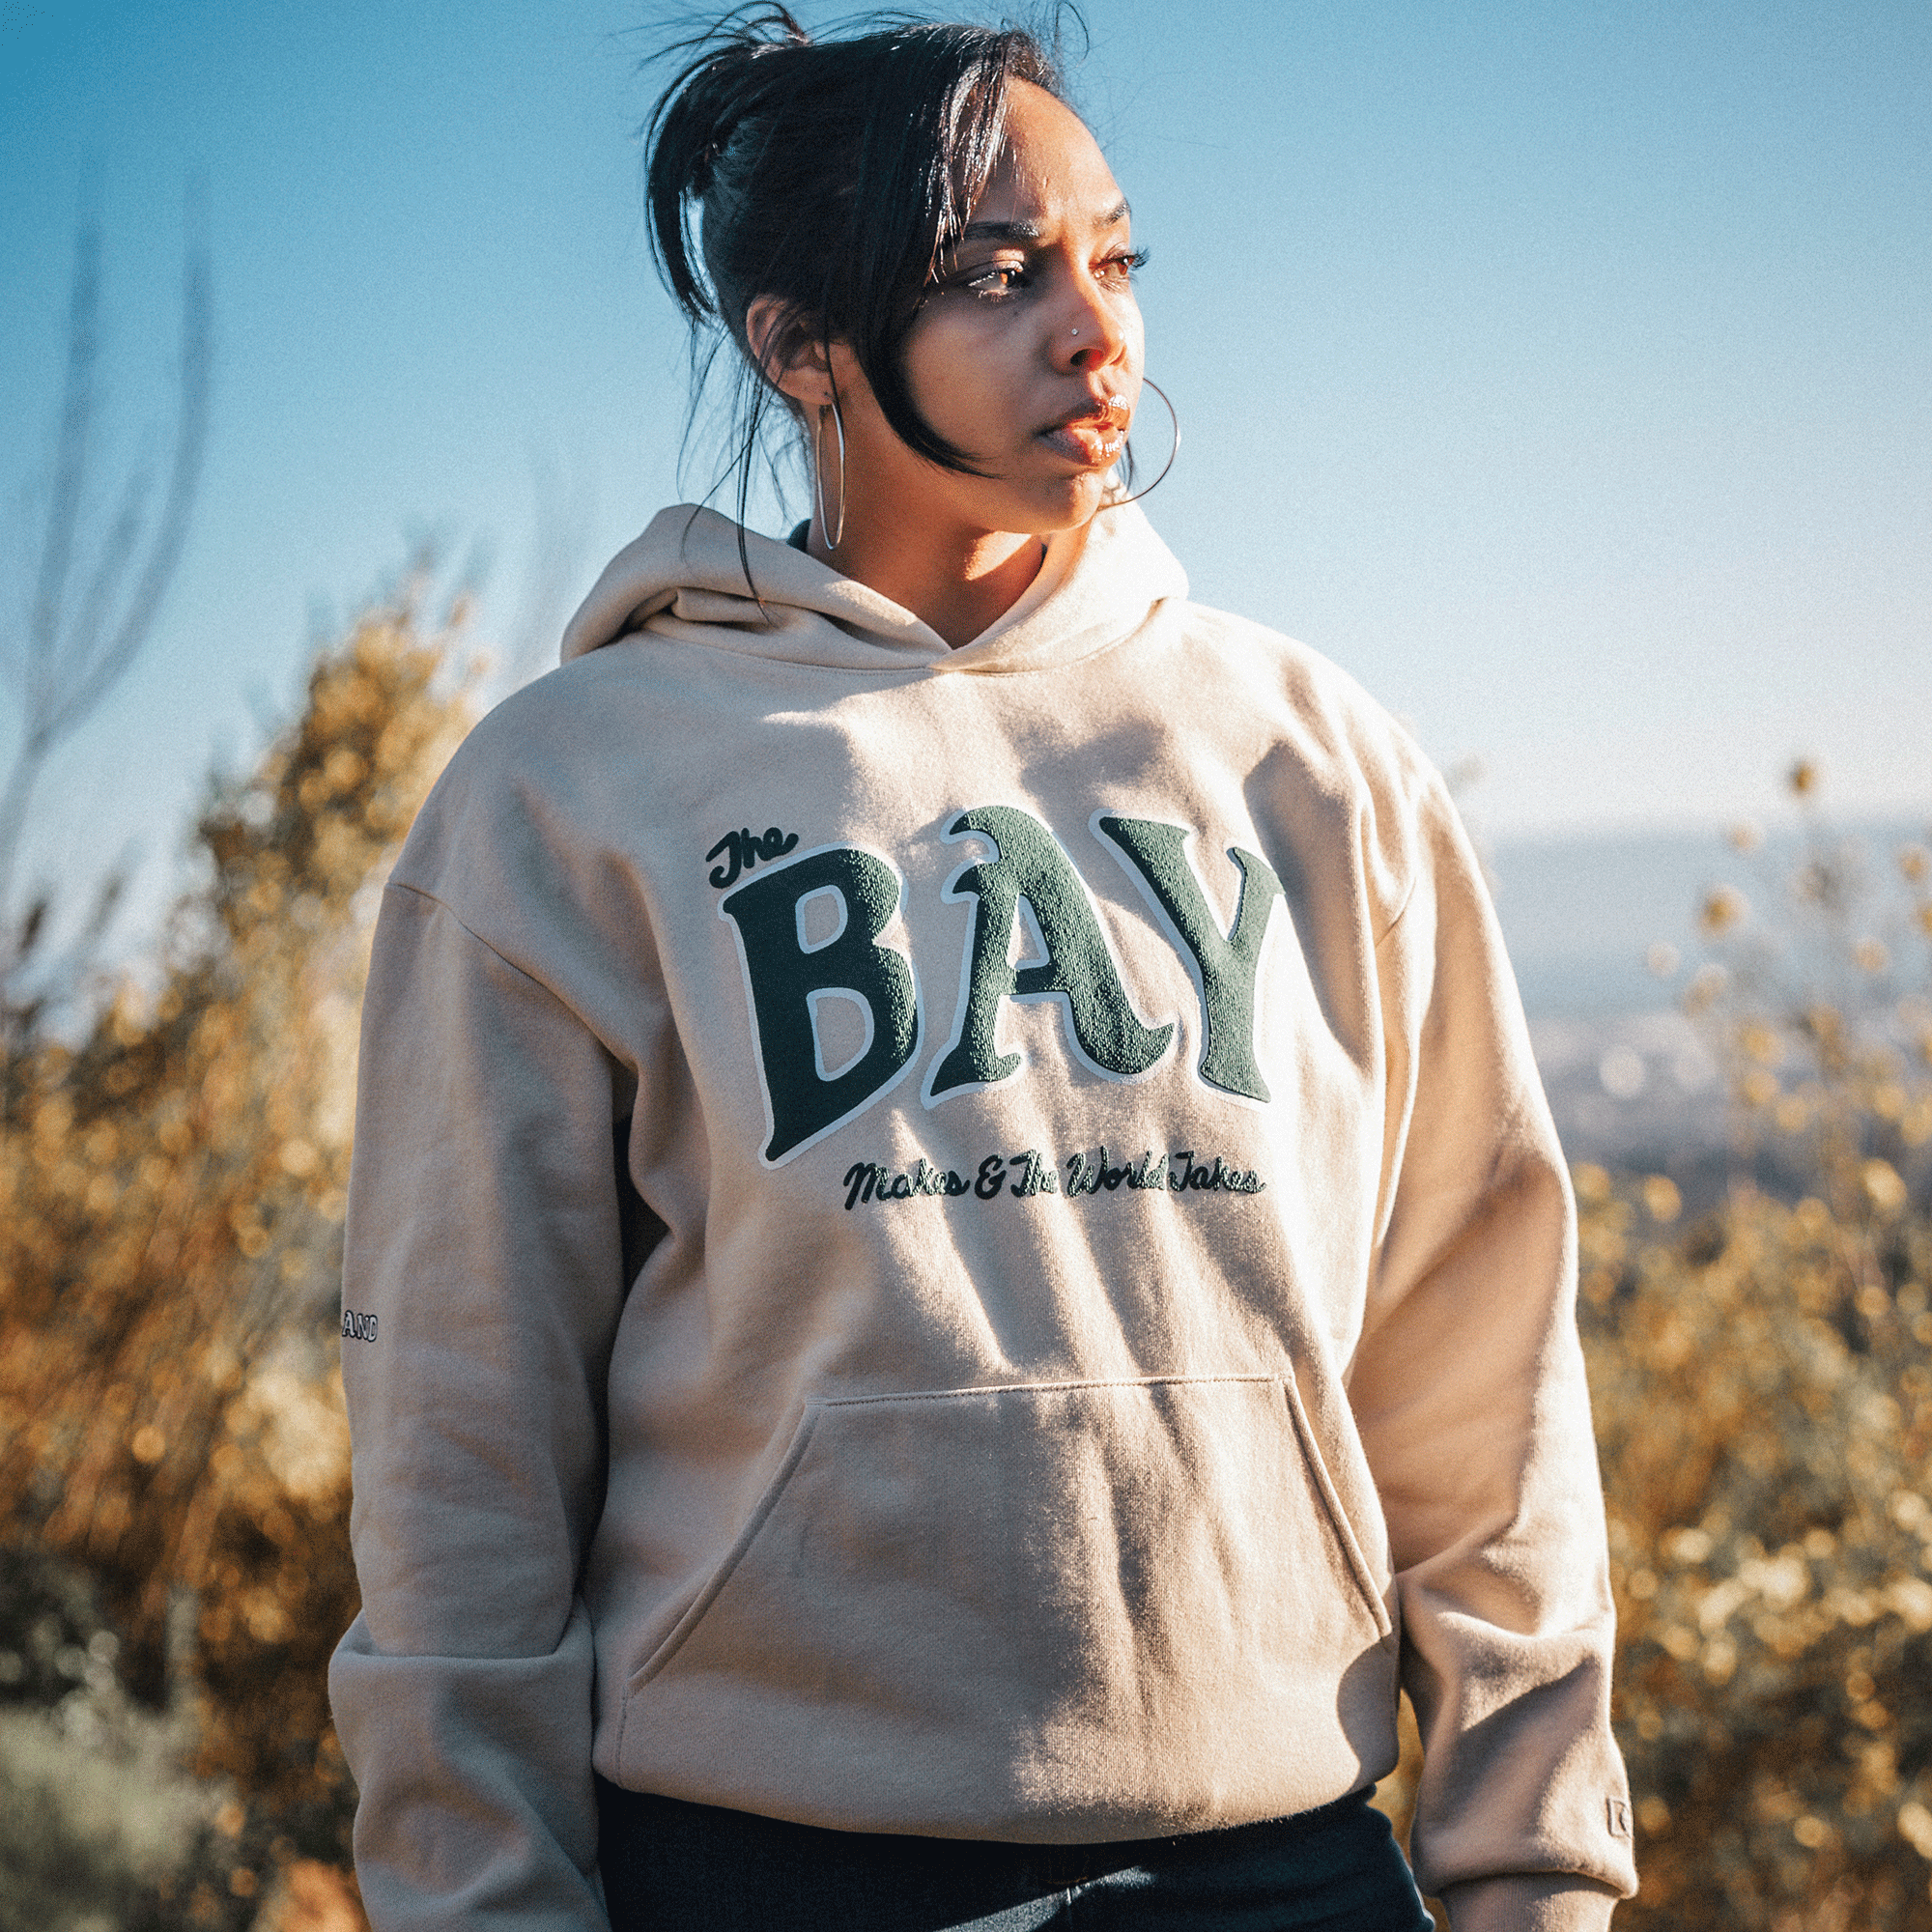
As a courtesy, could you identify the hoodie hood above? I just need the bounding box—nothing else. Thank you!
[558,499,1190,677]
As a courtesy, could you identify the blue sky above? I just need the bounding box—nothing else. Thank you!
[3,0,1928,924]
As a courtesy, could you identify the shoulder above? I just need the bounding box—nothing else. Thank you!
[1173,600,1432,781]
[1165,598,1458,927]
[384,647,660,929]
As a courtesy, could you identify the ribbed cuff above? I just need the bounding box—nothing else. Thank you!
[1440,1874,1623,1932]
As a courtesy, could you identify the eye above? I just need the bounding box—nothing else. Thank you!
[960,262,1027,299]
[1096,247,1149,286]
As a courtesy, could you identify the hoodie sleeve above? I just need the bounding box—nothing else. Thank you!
[328,882,629,1932]
[1348,777,1636,1926]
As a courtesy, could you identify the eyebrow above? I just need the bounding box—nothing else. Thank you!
[958,199,1132,244]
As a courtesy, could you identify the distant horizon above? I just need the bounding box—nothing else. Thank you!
[1487,808,1931,1021]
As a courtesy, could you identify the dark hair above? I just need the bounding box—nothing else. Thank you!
[643,7,1077,523]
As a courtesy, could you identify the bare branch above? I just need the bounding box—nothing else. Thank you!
[55,241,213,735]
[59,459,152,706]
[25,223,101,711]
[504,452,596,686]
[0,208,213,976]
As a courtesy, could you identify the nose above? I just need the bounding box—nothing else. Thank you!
[1055,278,1130,374]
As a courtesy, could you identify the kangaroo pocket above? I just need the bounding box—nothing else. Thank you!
[617,1375,1398,1839]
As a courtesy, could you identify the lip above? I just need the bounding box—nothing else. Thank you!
[1037,393,1132,467]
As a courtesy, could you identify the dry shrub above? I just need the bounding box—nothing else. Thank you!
[1684,782,1932,1218]
[0,578,468,1921]
[1585,777,1932,1929]
[1582,1173,1932,1928]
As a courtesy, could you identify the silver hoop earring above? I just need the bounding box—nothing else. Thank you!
[1108,377,1180,508]
[813,399,847,551]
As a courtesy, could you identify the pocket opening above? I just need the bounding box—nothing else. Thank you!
[1277,1370,1392,1637]
[628,1405,822,1690]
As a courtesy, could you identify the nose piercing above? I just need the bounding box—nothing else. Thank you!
[1070,327,1079,337]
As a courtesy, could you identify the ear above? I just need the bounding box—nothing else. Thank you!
[745,296,835,410]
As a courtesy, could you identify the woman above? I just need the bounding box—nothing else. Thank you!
[329,13,1637,1929]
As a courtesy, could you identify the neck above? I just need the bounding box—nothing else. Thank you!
[810,505,1045,649]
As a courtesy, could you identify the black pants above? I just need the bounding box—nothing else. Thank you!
[596,1780,1434,1931]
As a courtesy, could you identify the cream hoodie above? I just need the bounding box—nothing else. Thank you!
[329,502,1636,1931]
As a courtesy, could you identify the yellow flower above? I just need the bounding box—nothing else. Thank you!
[1788,756,1821,798]
[1897,1799,1932,1859]
[1861,1159,1907,1215]
[1572,1161,1612,1207]
[1684,963,1729,1014]
[1699,885,1749,937]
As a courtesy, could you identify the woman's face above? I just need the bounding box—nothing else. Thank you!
[831,81,1147,541]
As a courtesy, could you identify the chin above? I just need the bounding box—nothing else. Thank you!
[1014,472,1112,533]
